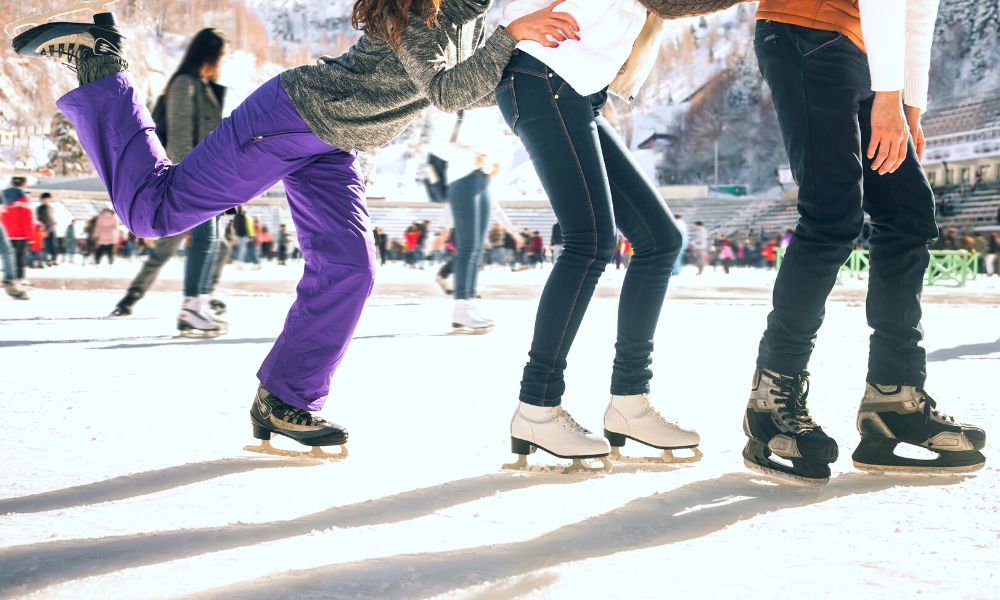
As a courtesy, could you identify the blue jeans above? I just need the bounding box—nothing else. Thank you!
[754,21,938,386]
[448,170,491,300]
[0,226,14,282]
[497,52,683,406]
[183,218,219,297]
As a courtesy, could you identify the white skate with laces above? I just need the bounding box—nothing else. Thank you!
[503,402,612,474]
[5,0,119,39]
[603,394,703,464]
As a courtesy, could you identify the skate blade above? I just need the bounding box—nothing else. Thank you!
[852,460,985,475]
[743,458,829,487]
[177,328,222,339]
[610,447,703,465]
[502,454,613,475]
[243,440,348,461]
[5,0,120,38]
[452,324,493,335]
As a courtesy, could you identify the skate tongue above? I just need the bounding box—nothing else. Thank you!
[94,12,117,26]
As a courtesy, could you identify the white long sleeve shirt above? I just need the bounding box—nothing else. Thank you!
[500,0,649,96]
[859,0,940,112]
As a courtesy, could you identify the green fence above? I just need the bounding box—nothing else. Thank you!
[775,249,979,287]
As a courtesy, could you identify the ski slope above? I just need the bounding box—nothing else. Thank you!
[0,264,997,599]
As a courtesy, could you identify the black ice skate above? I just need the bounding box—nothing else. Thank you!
[852,384,986,473]
[8,2,124,70]
[743,368,839,486]
[245,384,348,460]
[208,298,227,317]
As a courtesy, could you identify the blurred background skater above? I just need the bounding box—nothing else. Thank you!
[91,207,119,267]
[109,29,230,337]
[35,193,58,267]
[1,176,32,299]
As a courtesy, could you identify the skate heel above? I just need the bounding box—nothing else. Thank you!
[252,423,272,441]
[604,429,627,448]
[510,437,536,456]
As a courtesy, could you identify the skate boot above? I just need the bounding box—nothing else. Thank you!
[604,394,702,464]
[3,280,29,300]
[109,291,139,317]
[208,297,227,317]
[10,6,125,69]
[435,274,452,295]
[177,297,224,337]
[852,384,986,473]
[743,368,839,486]
[503,402,612,474]
[469,300,494,327]
[452,299,492,334]
[245,384,348,460]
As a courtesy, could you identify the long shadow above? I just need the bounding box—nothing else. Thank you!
[0,458,309,515]
[193,472,967,600]
[0,466,626,595]
[0,335,176,348]
[97,337,277,350]
[927,338,1000,362]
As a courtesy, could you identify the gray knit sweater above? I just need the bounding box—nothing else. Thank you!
[280,0,517,153]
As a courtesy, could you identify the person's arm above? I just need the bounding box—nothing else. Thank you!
[859,0,908,176]
[395,2,579,112]
[395,16,518,113]
[165,75,199,162]
[901,0,940,162]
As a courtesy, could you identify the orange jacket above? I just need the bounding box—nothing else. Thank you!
[756,0,864,52]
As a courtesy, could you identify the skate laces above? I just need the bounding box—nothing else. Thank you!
[918,391,955,424]
[272,401,327,427]
[39,43,91,71]
[641,396,678,426]
[769,371,818,432]
[552,407,593,434]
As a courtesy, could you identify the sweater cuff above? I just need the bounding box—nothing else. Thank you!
[904,74,929,112]
[489,26,519,55]
[868,64,904,93]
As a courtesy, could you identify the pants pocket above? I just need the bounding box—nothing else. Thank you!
[496,75,519,133]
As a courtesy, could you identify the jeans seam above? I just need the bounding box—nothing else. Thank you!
[537,84,599,404]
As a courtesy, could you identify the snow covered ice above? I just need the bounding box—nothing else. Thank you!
[0,263,997,599]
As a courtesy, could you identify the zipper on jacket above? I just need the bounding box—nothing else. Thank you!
[249,130,313,145]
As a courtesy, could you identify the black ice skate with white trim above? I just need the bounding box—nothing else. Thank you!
[245,385,348,460]
[503,402,612,474]
[743,369,839,486]
[852,384,986,473]
[8,2,125,71]
[603,394,703,464]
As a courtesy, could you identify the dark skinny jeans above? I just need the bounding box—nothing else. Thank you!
[447,170,491,301]
[497,51,683,406]
[754,21,938,386]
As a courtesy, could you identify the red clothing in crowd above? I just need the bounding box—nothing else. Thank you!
[31,224,45,252]
[405,230,420,251]
[1,196,35,239]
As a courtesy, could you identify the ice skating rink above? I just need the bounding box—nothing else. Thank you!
[1,262,997,599]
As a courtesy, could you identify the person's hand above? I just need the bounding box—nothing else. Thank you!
[505,0,580,48]
[488,162,502,178]
[868,91,908,175]
[904,104,925,162]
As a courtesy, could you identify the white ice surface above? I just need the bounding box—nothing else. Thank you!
[0,263,997,599]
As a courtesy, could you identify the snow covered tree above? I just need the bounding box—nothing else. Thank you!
[47,111,90,175]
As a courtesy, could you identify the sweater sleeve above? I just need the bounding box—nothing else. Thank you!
[396,15,518,113]
[859,0,906,93]
[165,75,198,162]
[903,0,940,112]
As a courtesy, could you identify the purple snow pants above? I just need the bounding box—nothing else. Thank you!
[57,73,375,411]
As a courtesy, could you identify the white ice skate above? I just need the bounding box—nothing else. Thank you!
[468,300,494,327]
[3,280,29,300]
[603,394,703,464]
[503,402,612,474]
[452,299,492,334]
[177,297,224,338]
[5,0,119,38]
